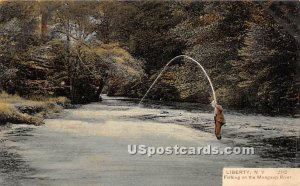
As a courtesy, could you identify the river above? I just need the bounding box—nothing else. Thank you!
[0,95,299,186]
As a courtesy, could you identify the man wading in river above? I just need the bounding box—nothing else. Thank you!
[211,101,225,140]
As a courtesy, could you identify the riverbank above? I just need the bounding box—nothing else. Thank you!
[0,92,70,128]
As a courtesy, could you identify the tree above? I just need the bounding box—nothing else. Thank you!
[236,20,298,114]
[0,1,39,93]
[166,2,251,104]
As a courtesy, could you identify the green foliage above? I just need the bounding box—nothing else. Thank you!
[236,22,298,114]
[0,1,298,115]
[97,1,187,73]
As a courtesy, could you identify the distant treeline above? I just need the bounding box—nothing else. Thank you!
[0,1,299,115]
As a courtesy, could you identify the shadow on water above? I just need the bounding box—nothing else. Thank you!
[6,127,34,137]
[250,136,299,167]
[103,96,276,116]
[104,96,213,113]
[0,127,36,186]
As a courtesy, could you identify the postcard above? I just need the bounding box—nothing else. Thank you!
[0,1,299,185]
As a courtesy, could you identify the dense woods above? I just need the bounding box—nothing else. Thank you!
[0,1,299,115]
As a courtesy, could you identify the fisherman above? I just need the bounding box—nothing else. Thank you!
[211,101,225,140]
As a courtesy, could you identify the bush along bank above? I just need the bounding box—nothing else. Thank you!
[0,92,71,126]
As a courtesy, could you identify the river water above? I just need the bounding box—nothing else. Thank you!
[0,95,299,186]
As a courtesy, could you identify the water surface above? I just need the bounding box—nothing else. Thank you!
[0,96,299,185]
